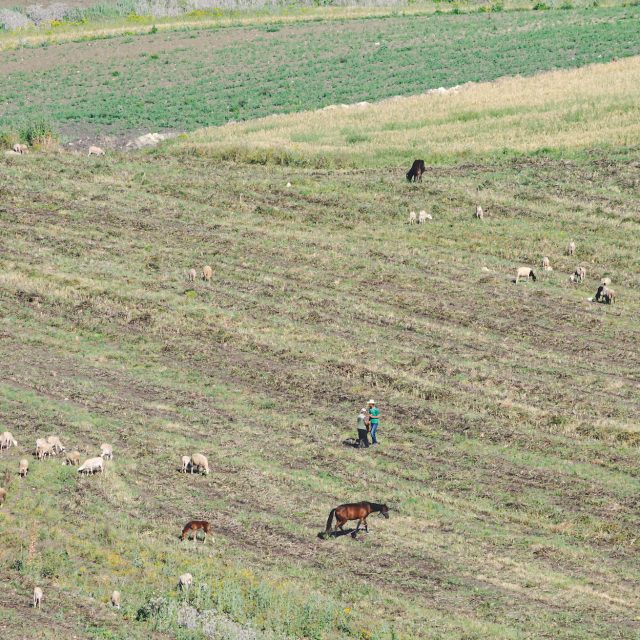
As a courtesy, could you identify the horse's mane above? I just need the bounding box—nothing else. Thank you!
[368,502,386,512]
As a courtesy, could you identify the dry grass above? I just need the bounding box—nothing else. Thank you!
[173,57,640,166]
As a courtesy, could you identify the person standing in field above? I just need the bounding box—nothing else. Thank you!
[368,399,380,445]
[357,408,369,448]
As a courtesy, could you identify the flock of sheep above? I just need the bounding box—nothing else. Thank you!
[0,428,211,611]
[407,205,617,302]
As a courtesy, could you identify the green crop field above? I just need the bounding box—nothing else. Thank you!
[1,55,639,639]
[1,5,640,142]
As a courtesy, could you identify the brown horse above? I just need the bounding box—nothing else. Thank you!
[324,501,389,537]
[181,520,212,543]
[406,159,426,183]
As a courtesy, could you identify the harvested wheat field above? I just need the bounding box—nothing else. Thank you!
[0,50,639,640]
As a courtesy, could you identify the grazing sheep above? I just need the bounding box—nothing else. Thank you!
[515,267,537,283]
[542,256,551,271]
[475,205,484,220]
[418,210,432,223]
[567,241,576,256]
[36,443,54,460]
[111,590,121,609]
[188,268,197,282]
[602,288,616,304]
[408,211,417,225]
[202,265,212,282]
[0,487,6,507]
[181,455,191,473]
[178,573,193,591]
[88,145,105,156]
[13,143,28,154]
[190,453,209,475]
[100,443,113,460]
[46,436,65,454]
[575,266,586,283]
[63,451,81,466]
[33,587,43,608]
[0,431,18,450]
[19,459,29,477]
[78,457,104,475]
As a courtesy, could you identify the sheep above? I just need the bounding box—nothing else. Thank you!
[418,210,432,223]
[36,442,54,460]
[188,268,197,282]
[46,436,65,454]
[33,586,43,608]
[408,211,417,225]
[0,431,18,450]
[19,459,29,477]
[100,443,113,460]
[202,265,212,282]
[111,590,121,609]
[181,455,191,473]
[88,145,105,156]
[542,257,551,271]
[515,267,537,283]
[602,288,616,304]
[475,205,484,220]
[63,451,81,466]
[567,241,576,256]
[13,143,28,154]
[178,573,193,591]
[0,487,6,507]
[190,453,209,475]
[78,457,104,475]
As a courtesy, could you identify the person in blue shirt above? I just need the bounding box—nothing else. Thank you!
[367,399,380,445]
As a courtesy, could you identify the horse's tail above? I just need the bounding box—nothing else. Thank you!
[325,508,336,532]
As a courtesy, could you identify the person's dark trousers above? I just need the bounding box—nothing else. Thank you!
[357,429,369,448]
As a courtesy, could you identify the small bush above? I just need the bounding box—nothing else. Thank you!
[20,118,59,148]
[0,129,20,149]
[0,9,33,30]
[533,1,550,8]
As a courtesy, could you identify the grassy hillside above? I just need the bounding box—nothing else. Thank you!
[1,5,640,141]
[174,56,640,166]
[1,59,639,639]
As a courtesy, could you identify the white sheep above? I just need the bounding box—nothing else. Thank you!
[111,590,121,609]
[202,265,213,282]
[188,268,197,282]
[418,210,432,223]
[567,241,576,256]
[46,435,65,454]
[408,211,417,225]
[33,586,43,608]
[190,453,209,475]
[36,442,54,460]
[78,457,104,475]
[63,451,81,466]
[88,145,105,156]
[178,573,193,591]
[181,455,191,473]
[19,459,29,477]
[515,267,537,283]
[100,443,113,460]
[0,431,18,450]
[542,256,552,271]
[475,205,484,220]
[13,143,28,154]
